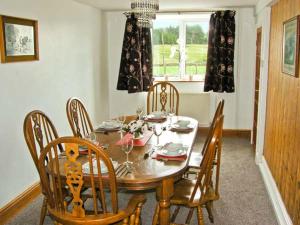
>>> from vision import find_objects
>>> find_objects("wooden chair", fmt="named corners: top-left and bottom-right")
top-left (186, 100), bottom-right (224, 222)
top-left (152, 116), bottom-right (224, 225)
top-left (147, 82), bottom-right (179, 115)
top-left (23, 110), bottom-right (62, 225)
top-left (66, 97), bottom-right (94, 138)
top-left (38, 137), bottom-right (146, 225)
top-left (188, 99), bottom-right (224, 169)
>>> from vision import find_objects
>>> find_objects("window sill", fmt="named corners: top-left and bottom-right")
top-left (154, 77), bottom-right (204, 83)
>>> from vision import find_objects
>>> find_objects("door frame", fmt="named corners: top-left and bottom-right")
top-left (254, 7), bottom-right (271, 164)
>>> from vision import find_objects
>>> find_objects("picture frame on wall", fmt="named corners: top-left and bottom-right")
top-left (282, 15), bottom-right (300, 77)
top-left (0, 15), bottom-right (39, 63)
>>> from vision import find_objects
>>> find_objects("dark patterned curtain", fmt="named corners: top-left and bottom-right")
top-left (117, 14), bottom-right (153, 93)
top-left (204, 10), bottom-right (236, 93)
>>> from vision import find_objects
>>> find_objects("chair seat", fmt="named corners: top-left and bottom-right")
top-left (188, 152), bottom-right (203, 169)
top-left (171, 178), bottom-right (202, 207)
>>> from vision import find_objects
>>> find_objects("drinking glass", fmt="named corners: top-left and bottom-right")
top-left (122, 138), bottom-right (133, 171)
top-left (85, 132), bottom-right (99, 146)
top-left (168, 107), bottom-right (176, 126)
top-left (118, 115), bottom-right (126, 129)
top-left (136, 107), bottom-right (144, 120)
top-left (153, 124), bottom-right (163, 147)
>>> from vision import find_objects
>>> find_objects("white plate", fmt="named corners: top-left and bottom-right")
top-left (157, 143), bottom-right (187, 157)
top-left (97, 121), bottom-right (121, 130)
top-left (79, 145), bottom-right (88, 152)
top-left (171, 124), bottom-right (194, 130)
top-left (82, 159), bottom-right (118, 174)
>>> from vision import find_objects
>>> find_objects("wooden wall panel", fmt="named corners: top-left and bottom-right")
top-left (264, 0), bottom-right (300, 223)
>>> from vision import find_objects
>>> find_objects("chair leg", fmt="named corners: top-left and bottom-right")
top-left (123, 217), bottom-right (129, 225)
top-left (39, 197), bottom-right (47, 225)
top-left (129, 214), bottom-right (136, 225)
top-left (205, 201), bottom-right (214, 223)
top-left (196, 206), bottom-right (204, 225)
top-left (152, 204), bottom-right (160, 225)
top-left (171, 205), bottom-right (180, 222)
top-left (185, 208), bottom-right (194, 224)
top-left (134, 203), bottom-right (143, 225)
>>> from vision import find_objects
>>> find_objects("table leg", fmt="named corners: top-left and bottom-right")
top-left (157, 178), bottom-right (174, 225)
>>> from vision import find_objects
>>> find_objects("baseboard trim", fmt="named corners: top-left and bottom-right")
top-left (258, 157), bottom-right (293, 225)
top-left (0, 182), bottom-right (41, 224)
top-left (198, 127), bottom-right (251, 139)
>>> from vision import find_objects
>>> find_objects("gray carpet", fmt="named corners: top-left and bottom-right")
top-left (6, 136), bottom-right (278, 225)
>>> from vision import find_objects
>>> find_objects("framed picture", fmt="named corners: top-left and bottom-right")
top-left (282, 15), bottom-right (300, 77)
top-left (0, 15), bottom-right (39, 63)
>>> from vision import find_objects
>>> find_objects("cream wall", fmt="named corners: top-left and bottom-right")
top-left (0, 0), bottom-right (106, 207)
top-left (105, 8), bottom-right (256, 129)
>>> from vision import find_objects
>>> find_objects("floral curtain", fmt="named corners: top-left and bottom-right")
top-left (117, 14), bottom-right (153, 93)
top-left (204, 10), bottom-right (236, 93)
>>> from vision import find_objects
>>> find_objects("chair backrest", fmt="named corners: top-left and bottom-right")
top-left (201, 99), bottom-right (224, 155)
top-left (23, 110), bottom-right (61, 170)
top-left (190, 115), bottom-right (224, 203)
top-left (66, 97), bottom-right (94, 138)
top-left (147, 81), bottom-right (179, 115)
top-left (38, 137), bottom-right (120, 224)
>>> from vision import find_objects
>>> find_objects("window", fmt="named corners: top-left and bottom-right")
top-left (152, 13), bottom-right (211, 81)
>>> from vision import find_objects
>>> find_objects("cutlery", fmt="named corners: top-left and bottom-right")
top-left (115, 164), bottom-right (127, 177)
top-left (143, 149), bottom-right (155, 159)
top-left (101, 144), bottom-right (109, 149)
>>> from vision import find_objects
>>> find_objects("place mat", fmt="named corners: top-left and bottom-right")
top-left (115, 130), bottom-right (153, 147)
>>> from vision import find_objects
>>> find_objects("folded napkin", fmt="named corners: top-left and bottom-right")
top-left (152, 153), bottom-right (187, 161)
top-left (82, 159), bottom-right (118, 174)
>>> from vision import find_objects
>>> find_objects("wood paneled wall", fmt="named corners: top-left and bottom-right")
top-left (264, 0), bottom-right (300, 224)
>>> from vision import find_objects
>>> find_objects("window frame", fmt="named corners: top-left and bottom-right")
top-left (152, 13), bottom-right (211, 82)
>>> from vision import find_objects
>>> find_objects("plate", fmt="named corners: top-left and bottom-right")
top-left (148, 111), bottom-right (167, 119)
top-left (79, 145), bottom-right (88, 152)
top-left (97, 121), bottom-right (121, 130)
top-left (172, 120), bottom-right (193, 129)
top-left (171, 124), bottom-right (194, 130)
top-left (157, 143), bottom-right (187, 157)
top-left (82, 159), bottom-right (118, 174)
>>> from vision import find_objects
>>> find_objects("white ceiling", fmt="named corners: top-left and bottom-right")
top-left (74, 0), bottom-right (258, 11)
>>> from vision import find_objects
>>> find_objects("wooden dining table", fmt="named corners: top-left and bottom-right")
top-left (94, 116), bottom-right (199, 225)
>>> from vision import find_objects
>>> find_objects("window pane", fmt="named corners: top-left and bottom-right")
top-left (152, 20), bottom-right (180, 77)
top-left (185, 22), bottom-right (208, 80)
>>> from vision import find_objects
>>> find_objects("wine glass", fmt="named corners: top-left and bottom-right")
top-left (118, 115), bottom-right (126, 128)
top-left (168, 107), bottom-right (176, 126)
top-left (122, 138), bottom-right (133, 171)
top-left (136, 107), bottom-right (144, 120)
top-left (153, 124), bottom-right (163, 147)
top-left (85, 132), bottom-right (99, 146)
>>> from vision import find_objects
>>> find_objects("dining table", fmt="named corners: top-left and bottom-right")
top-left (94, 116), bottom-right (199, 225)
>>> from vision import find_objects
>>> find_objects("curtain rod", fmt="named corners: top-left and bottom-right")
top-left (107, 5), bottom-right (252, 13)
top-left (123, 9), bottom-right (238, 16)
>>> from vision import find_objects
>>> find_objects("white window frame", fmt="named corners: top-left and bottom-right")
top-left (153, 13), bottom-right (211, 82)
